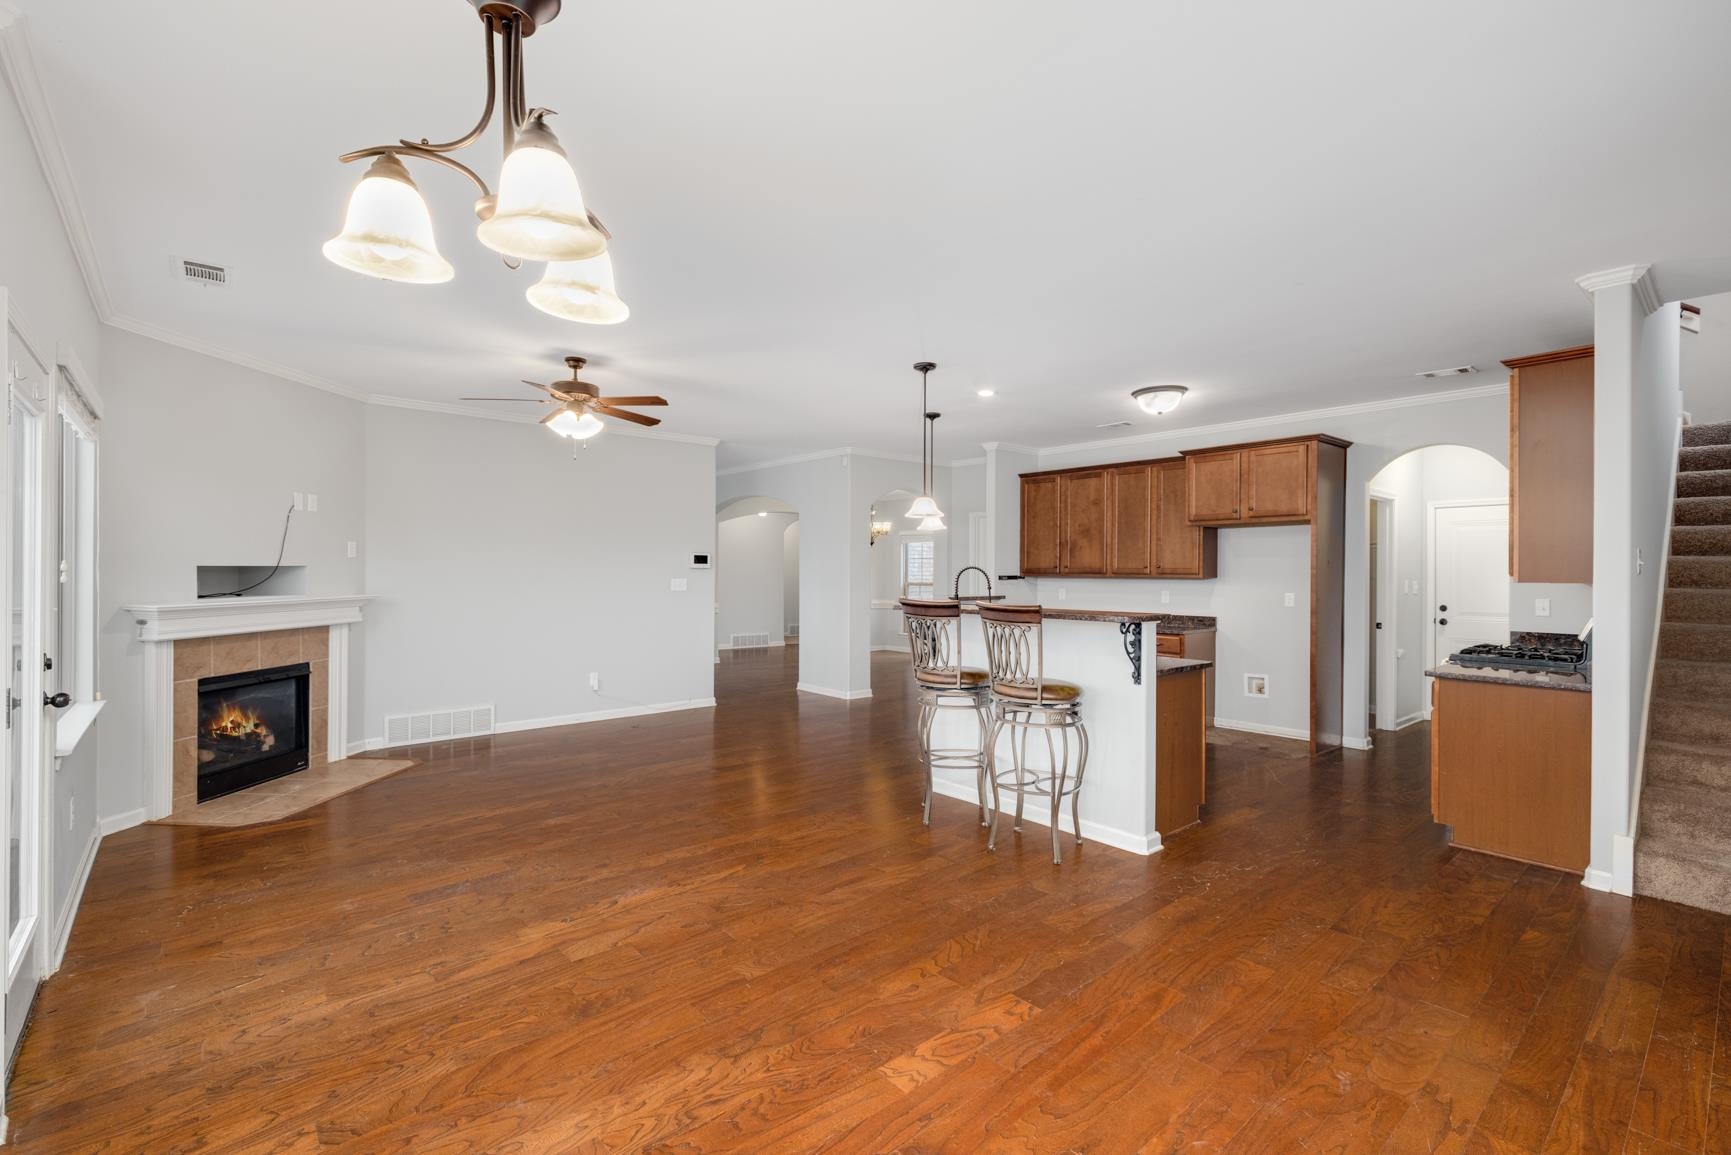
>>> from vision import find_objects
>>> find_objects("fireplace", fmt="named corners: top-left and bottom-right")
top-left (197, 662), bottom-right (311, 802)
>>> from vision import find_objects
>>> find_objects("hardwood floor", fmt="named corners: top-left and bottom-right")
top-left (8, 648), bottom-right (1727, 1153)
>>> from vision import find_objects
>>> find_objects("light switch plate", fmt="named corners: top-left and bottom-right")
top-left (670, 578), bottom-right (689, 592)
top-left (1283, 592), bottom-right (1296, 608)
top-left (1160, 590), bottom-right (1171, 604)
top-left (1535, 598), bottom-right (1551, 618)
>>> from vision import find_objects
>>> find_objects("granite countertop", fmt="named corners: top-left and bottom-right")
top-left (957, 605), bottom-right (1216, 628)
top-left (1156, 616), bottom-right (1217, 633)
top-left (1156, 656), bottom-right (1213, 676)
top-left (1426, 662), bottom-right (1592, 693)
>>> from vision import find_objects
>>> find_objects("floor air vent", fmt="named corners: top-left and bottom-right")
top-left (384, 704), bottom-right (495, 747)
top-left (730, 633), bottom-right (771, 648)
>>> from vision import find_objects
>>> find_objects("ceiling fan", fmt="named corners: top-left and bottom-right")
top-left (461, 356), bottom-right (667, 440)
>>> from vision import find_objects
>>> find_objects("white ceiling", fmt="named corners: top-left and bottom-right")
top-left (18, 1), bottom-right (1731, 467)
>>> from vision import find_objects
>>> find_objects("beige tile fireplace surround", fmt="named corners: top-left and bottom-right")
top-left (124, 595), bottom-right (373, 821)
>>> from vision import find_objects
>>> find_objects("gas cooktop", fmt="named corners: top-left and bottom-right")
top-left (1449, 643), bottom-right (1587, 675)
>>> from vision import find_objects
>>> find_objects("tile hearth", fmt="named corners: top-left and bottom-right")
top-left (154, 756), bottom-right (416, 828)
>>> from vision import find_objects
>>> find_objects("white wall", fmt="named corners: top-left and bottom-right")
top-left (781, 522), bottom-right (799, 635)
top-left (1683, 290), bottom-right (1731, 425)
top-left (716, 510), bottom-right (795, 647)
top-left (99, 329), bottom-right (368, 820)
top-left (362, 406), bottom-right (715, 738)
top-left (0, 21), bottom-right (106, 959)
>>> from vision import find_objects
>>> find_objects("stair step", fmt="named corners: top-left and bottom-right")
top-left (1659, 622), bottom-right (1731, 662)
top-left (1653, 657), bottom-right (1731, 701)
top-left (1645, 738), bottom-right (1731, 791)
top-left (1635, 834), bottom-right (1731, 916)
top-left (1674, 495), bottom-right (1731, 526)
top-left (1640, 782), bottom-right (1731, 856)
top-left (1682, 444), bottom-right (1731, 472)
top-left (1672, 526), bottom-right (1731, 556)
top-left (1682, 421), bottom-right (1731, 448)
top-left (1677, 469), bottom-right (1731, 498)
top-left (1663, 588), bottom-right (1731, 624)
top-left (1670, 557), bottom-right (1731, 588)
top-left (1647, 697), bottom-right (1731, 747)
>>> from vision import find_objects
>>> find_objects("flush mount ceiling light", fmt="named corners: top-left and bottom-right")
top-left (1132, 385), bottom-right (1188, 415)
top-left (976, 388), bottom-right (996, 398)
top-left (905, 362), bottom-right (946, 524)
top-left (323, 0), bottom-right (627, 321)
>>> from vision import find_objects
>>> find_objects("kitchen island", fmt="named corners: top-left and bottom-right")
top-left (926, 606), bottom-right (1213, 855)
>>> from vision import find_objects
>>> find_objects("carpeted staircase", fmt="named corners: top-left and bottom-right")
top-left (1635, 419), bottom-right (1731, 914)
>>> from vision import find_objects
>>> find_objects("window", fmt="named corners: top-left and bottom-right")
top-left (901, 537), bottom-right (935, 599)
top-left (56, 386), bottom-right (98, 708)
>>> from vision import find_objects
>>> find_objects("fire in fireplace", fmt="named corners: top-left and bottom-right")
top-left (197, 663), bottom-right (311, 802)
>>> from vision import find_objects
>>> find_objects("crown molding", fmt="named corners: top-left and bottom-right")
top-left (1575, 264), bottom-right (1660, 315)
top-left (0, 10), bottom-right (114, 323)
top-left (949, 456), bottom-right (987, 468)
top-left (981, 442), bottom-right (1042, 456)
top-left (717, 446), bottom-right (984, 477)
top-left (1031, 382), bottom-right (1510, 461)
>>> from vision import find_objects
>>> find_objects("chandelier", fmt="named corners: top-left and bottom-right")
top-left (322, 0), bottom-right (629, 324)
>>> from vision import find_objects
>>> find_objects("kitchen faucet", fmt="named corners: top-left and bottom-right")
top-left (953, 565), bottom-right (993, 601)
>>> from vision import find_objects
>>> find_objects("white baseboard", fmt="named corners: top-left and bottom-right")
top-left (871, 644), bottom-right (905, 653)
top-left (928, 779), bottom-right (1162, 856)
top-left (49, 825), bottom-right (100, 973)
top-left (98, 808), bottom-right (147, 836)
top-left (1582, 867), bottom-right (1615, 893)
top-left (797, 683), bottom-right (873, 701)
top-left (1212, 718), bottom-right (1310, 742)
top-left (362, 698), bottom-right (718, 750)
top-left (1393, 712), bottom-right (1426, 730)
top-left (716, 641), bottom-right (785, 650)
top-left (1611, 834), bottom-right (1635, 896)
top-left (1341, 736), bottom-right (1373, 751)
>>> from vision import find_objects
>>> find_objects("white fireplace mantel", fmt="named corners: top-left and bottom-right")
top-left (127, 594), bottom-right (373, 819)
top-left (123, 594), bottom-right (373, 642)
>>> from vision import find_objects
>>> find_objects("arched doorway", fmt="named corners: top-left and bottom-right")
top-left (1363, 445), bottom-right (1508, 735)
top-left (715, 496), bottom-right (799, 657)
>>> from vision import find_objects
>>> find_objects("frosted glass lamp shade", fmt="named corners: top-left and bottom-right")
top-left (476, 117), bottom-right (608, 262)
top-left (548, 408), bottom-right (605, 440)
top-left (916, 514), bottom-right (947, 532)
top-left (1132, 385), bottom-right (1188, 415)
top-left (322, 155), bottom-right (454, 284)
top-left (905, 494), bottom-right (942, 519)
top-left (526, 252), bottom-right (630, 324)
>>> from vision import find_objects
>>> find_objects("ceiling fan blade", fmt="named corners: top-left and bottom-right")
top-left (538, 409), bottom-right (562, 426)
top-left (597, 406), bottom-right (661, 428)
top-left (459, 397), bottom-right (552, 402)
top-left (522, 380), bottom-right (564, 397)
top-left (594, 396), bottom-right (668, 407)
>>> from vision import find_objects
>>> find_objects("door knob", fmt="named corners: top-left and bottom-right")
top-left (1438, 604), bottom-right (1448, 612)
top-left (44, 692), bottom-right (71, 709)
top-left (1437, 618), bottom-right (1449, 626)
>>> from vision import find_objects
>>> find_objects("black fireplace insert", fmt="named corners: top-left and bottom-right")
top-left (197, 662), bottom-right (311, 802)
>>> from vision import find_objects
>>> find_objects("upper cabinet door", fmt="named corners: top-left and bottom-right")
top-left (1155, 460), bottom-right (1215, 577)
top-left (1507, 347), bottom-right (1593, 583)
top-left (1020, 474), bottom-right (1062, 575)
top-left (1059, 470), bottom-right (1108, 575)
top-left (1187, 450), bottom-right (1243, 523)
top-left (1244, 442), bottom-right (1312, 521)
top-left (1106, 464), bottom-right (1154, 576)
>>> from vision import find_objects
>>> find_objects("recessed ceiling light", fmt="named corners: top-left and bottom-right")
top-left (1132, 385), bottom-right (1188, 415)
top-left (976, 388), bottom-right (995, 398)
top-left (757, 511), bottom-right (768, 517)
top-left (1416, 365), bottom-right (1479, 379)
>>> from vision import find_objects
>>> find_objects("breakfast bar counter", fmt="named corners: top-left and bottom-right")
top-left (929, 606), bottom-right (1212, 855)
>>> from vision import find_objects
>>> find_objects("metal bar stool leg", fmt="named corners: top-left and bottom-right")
top-left (975, 701), bottom-right (992, 827)
top-left (986, 708), bottom-right (1005, 852)
top-left (1071, 715), bottom-right (1089, 851)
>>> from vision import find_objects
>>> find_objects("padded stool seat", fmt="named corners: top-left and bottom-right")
top-left (916, 666), bottom-right (990, 688)
top-left (992, 679), bottom-right (1082, 704)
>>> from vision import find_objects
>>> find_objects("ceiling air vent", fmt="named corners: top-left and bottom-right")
top-left (1097, 420), bottom-right (1134, 430)
top-left (179, 259), bottom-right (229, 287)
top-left (1416, 364), bottom-right (1478, 379)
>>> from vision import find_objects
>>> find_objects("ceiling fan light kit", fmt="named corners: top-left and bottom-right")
top-left (905, 362), bottom-right (946, 525)
top-left (323, 0), bottom-right (627, 321)
top-left (1132, 384), bottom-right (1188, 415)
top-left (460, 355), bottom-right (668, 442)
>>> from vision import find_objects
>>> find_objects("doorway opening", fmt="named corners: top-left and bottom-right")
top-left (1363, 445), bottom-right (1508, 735)
top-left (715, 497), bottom-right (799, 654)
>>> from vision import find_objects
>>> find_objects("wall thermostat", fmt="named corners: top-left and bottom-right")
top-left (690, 553), bottom-right (712, 569)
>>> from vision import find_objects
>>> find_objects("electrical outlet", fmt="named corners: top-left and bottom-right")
top-left (292, 492), bottom-right (305, 511)
top-left (1057, 587), bottom-right (1067, 601)
top-left (1160, 590), bottom-right (1171, 605)
top-left (1535, 598), bottom-right (1551, 618)
top-left (1244, 674), bottom-right (1269, 698)
top-left (670, 578), bottom-right (688, 592)
top-left (1283, 592), bottom-right (1296, 608)
top-left (347, 541), bottom-right (358, 559)
top-left (588, 672), bottom-right (600, 691)
top-left (307, 493), bottom-right (319, 512)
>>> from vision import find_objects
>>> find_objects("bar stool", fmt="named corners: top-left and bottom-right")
top-left (978, 603), bottom-right (1089, 864)
top-left (899, 599), bottom-right (994, 828)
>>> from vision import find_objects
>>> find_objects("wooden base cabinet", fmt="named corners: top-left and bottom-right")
top-left (1154, 668), bottom-right (1208, 837)
top-left (1430, 677), bottom-right (1590, 873)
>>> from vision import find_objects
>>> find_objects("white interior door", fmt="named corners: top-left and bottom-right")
top-left (1432, 501), bottom-right (1510, 662)
top-left (1, 309), bottom-right (48, 1071)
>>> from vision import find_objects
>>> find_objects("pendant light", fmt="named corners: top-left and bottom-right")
top-left (324, 1), bottom-right (626, 322)
top-left (321, 154), bottom-right (455, 284)
top-left (526, 250), bottom-right (630, 324)
top-left (905, 361), bottom-right (946, 523)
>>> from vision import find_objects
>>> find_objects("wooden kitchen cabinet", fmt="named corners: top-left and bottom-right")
top-left (1186, 450), bottom-right (1243, 523)
top-left (1184, 436), bottom-right (1339, 526)
top-left (1154, 460), bottom-right (1216, 578)
top-left (1244, 442), bottom-right (1312, 521)
top-left (1106, 464), bottom-right (1154, 575)
top-left (1020, 473), bottom-right (1062, 575)
top-left (1059, 470), bottom-right (1108, 575)
top-left (1505, 345), bottom-right (1593, 583)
